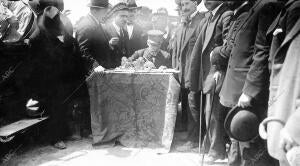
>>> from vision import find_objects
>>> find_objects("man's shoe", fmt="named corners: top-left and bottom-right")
top-left (176, 141), bottom-right (198, 152)
top-left (53, 141), bottom-right (67, 149)
top-left (204, 154), bottom-right (225, 165)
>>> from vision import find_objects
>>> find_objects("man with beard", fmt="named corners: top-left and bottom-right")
top-left (172, 0), bottom-right (205, 151)
top-left (189, 0), bottom-right (232, 163)
top-left (210, 0), bottom-right (282, 165)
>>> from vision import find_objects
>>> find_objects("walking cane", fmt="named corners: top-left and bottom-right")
top-left (200, 79), bottom-right (218, 166)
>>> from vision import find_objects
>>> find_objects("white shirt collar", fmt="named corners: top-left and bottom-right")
top-left (127, 24), bottom-right (134, 39)
top-left (113, 21), bottom-right (121, 36)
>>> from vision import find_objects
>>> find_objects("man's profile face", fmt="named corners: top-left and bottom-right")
top-left (181, 0), bottom-right (197, 17)
top-left (114, 10), bottom-right (129, 27)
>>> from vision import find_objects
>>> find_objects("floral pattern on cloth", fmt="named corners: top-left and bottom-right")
top-left (87, 72), bottom-right (180, 153)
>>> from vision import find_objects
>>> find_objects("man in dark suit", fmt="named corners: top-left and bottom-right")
top-left (128, 30), bottom-right (171, 68)
top-left (105, 3), bottom-right (130, 67)
top-left (189, 0), bottom-right (232, 162)
top-left (75, 0), bottom-right (111, 72)
top-left (126, 1), bottom-right (147, 56)
top-left (211, 0), bottom-right (282, 165)
top-left (26, 6), bottom-right (86, 149)
top-left (210, 1), bottom-right (253, 165)
top-left (172, 0), bottom-right (205, 151)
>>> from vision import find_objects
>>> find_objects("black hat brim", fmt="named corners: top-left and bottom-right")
top-left (224, 106), bottom-right (259, 142)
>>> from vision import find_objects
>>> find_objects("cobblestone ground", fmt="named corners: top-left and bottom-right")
top-left (3, 135), bottom-right (227, 166)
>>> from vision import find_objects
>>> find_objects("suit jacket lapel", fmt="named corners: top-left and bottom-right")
top-left (280, 18), bottom-right (300, 49)
top-left (202, 4), bottom-right (227, 53)
top-left (234, 0), bottom-right (262, 35)
top-left (176, 26), bottom-right (183, 60)
top-left (180, 13), bottom-right (201, 54)
top-left (267, 11), bottom-right (282, 36)
top-left (267, 0), bottom-right (293, 36)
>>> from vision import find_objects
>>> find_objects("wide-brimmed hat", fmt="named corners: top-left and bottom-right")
top-left (26, 0), bottom-right (64, 15)
top-left (38, 6), bottom-right (64, 36)
top-left (87, 0), bottom-right (109, 8)
top-left (224, 106), bottom-right (260, 142)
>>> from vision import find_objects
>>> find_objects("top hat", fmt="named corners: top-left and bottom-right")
top-left (224, 106), bottom-right (260, 142)
top-left (38, 6), bottom-right (64, 36)
top-left (87, 0), bottom-right (109, 8)
top-left (27, 0), bottom-right (64, 15)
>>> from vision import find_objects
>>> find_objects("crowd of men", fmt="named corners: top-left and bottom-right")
top-left (1, 0), bottom-right (300, 165)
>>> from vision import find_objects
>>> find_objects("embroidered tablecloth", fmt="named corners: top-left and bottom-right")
top-left (87, 71), bottom-right (180, 153)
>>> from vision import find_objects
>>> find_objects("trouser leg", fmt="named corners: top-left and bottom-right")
top-left (205, 92), bottom-right (227, 158)
top-left (186, 90), bottom-right (200, 144)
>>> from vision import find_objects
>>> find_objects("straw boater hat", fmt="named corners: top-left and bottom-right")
top-left (87, 0), bottom-right (109, 8)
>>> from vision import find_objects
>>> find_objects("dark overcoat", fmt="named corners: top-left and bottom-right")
top-left (75, 14), bottom-right (112, 70)
top-left (219, 0), bottom-right (282, 107)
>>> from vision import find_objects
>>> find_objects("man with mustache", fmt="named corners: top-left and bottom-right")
top-left (172, 0), bottom-right (205, 151)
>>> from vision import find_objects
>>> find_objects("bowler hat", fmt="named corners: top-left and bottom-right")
top-left (38, 6), bottom-right (64, 36)
top-left (27, 0), bottom-right (64, 15)
top-left (87, 0), bottom-right (109, 8)
top-left (224, 106), bottom-right (260, 142)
